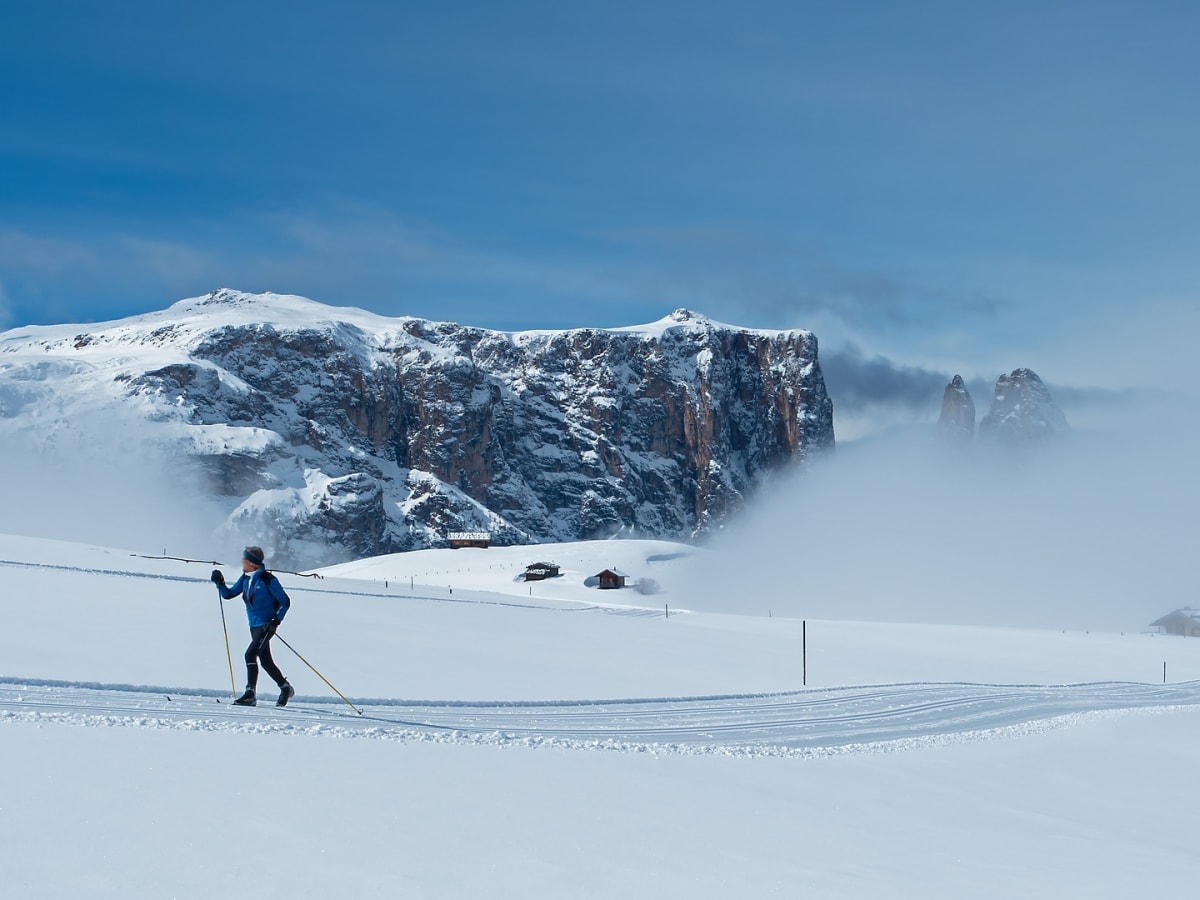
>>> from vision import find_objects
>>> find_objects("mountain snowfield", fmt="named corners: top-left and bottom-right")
top-left (2, 531), bottom-right (1199, 898)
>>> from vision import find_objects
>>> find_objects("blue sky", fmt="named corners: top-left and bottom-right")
top-left (2, 1), bottom-right (1197, 430)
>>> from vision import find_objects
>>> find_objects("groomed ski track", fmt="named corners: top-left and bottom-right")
top-left (3, 677), bottom-right (1198, 758)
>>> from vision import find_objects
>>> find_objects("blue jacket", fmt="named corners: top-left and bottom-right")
top-left (217, 569), bottom-right (290, 628)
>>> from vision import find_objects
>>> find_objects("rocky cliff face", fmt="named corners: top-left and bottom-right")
top-left (937, 375), bottom-right (975, 442)
top-left (978, 368), bottom-right (1069, 444)
top-left (0, 291), bottom-right (835, 567)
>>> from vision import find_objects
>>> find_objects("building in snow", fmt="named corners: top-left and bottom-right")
top-left (447, 532), bottom-right (491, 549)
top-left (594, 568), bottom-right (629, 590)
top-left (524, 562), bottom-right (561, 581)
top-left (1150, 608), bottom-right (1200, 637)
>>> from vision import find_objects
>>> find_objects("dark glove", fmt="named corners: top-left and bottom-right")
top-left (211, 569), bottom-right (225, 585)
top-left (267, 618), bottom-right (280, 635)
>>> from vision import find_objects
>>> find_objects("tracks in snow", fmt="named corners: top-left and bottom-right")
top-left (3, 677), bottom-right (1199, 757)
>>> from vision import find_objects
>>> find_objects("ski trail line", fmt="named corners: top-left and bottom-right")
top-left (3, 677), bottom-right (1199, 757)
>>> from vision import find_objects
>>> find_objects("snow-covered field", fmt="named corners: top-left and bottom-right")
top-left (2, 533), bottom-right (1198, 898)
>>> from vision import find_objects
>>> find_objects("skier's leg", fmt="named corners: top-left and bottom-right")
top-left (257, 635), bottom-right (287, 688)
top-left (243, 628), bottom-right (266, 690)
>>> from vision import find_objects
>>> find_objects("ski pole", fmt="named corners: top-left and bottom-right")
top-left (271, 632), bottom-right (363, 715)
top-left (216, 591), bottom-right (237, 699)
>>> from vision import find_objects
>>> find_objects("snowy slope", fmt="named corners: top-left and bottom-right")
top-left (5, 711), bottom-right (1198, 900)
top-left (3, 530), bottom-right (1200, 899)
top-left (3, 532), bottom-right (1194, 697)
top-left (313, 538), bottom-right (696, 608)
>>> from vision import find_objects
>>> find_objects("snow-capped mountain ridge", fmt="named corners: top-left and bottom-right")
top-left (7, 289), bottom-right (792, 346)
top-left (0, 290), bottom-right (835, 567)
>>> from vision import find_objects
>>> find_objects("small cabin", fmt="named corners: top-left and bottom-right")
top-left (524, 562), bottom-right (561, 581)
top-left (595, 568), bottom-right (628, 590)
top-left (1150, 608), bottom-right (1200, 637)
top-left (447, 531), bottom-right (491, 550)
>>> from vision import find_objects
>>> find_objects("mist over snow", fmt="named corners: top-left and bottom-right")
top-left (683, 393), bottom-right (1200, 632)
top-left (0, 402), bottom-right (225, 556)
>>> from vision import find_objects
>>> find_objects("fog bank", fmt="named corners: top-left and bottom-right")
top-left (0, 407), bottom-right (227, 558)
top-left (685, 401), bottom-right (1199, 632)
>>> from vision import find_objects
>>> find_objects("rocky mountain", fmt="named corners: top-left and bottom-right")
top-left (978, 368), bottom-right (1069, 444)
top-left (936, 374), bottom-right (976, 442)
top-left (0, 290), bottom-right (835, 567)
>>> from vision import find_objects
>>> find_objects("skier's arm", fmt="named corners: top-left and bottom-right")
top-left (268, 576), bottom-right (291, 622)
top-left (216, 573), bottom-right (246, 600)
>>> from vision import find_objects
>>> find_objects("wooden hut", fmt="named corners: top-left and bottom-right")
top-left (447, 531), bottom-right (491, 549)
top-left (1150, 608), bottom-right (1200, 637)
top-left (595, 568), bottom-right (628, 590)
top-left (524, 562), bottom-right (561, 582)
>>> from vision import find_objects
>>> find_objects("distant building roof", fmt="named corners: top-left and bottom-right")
top-left (1150, 608), bottom-right (1200, 628)
top-left (447, 532), bottom-right (491, 541)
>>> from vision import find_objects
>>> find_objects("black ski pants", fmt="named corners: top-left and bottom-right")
top-left (245, 625), bottom-right (286, 691)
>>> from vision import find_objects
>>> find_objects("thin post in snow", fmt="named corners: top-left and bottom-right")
top-left (802, 619), bottom-right (807, 687)
top-left (665, 603), bottom-right (669, 619)
top-left (1164, 661), bottom-right (1167, 684)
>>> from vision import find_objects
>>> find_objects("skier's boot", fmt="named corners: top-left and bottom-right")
top-left (233, 688), bottom-right (257, 707)
top-left (276, 683), bottom-right (295, 707)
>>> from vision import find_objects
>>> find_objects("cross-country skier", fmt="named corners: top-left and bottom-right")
top-left (211, 546), bottom-right (295, 707)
